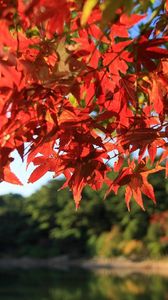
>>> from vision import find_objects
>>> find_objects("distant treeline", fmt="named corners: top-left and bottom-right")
top-left (0, 171), bottom-right (168, 259)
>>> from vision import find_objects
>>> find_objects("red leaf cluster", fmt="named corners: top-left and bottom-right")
top-left (0, 0), bottom-right (168, 209)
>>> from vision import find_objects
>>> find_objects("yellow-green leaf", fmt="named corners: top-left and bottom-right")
top-left (81, 0), bottom-right (98, 26)
top-left (68, 93), bottom-right (78, 107)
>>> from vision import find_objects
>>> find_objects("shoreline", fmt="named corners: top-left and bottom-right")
top-left (0, 256), bottom-right (168, 276)
top-left (80, 257), bottom-right (168, 276)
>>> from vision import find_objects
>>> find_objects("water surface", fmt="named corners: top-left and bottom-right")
top-left (0, 268), bottom-right (168, 300)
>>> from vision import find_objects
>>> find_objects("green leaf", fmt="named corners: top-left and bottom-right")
top-left (26, 27), bottom-right (39, 38)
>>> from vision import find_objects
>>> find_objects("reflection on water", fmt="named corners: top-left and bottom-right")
top-left (0, 268), bottom-right (168, 300)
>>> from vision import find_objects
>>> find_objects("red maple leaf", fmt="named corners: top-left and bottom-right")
top-left (106, 160), bottom-right (164, 210)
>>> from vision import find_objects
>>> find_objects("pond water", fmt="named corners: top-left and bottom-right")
top-left (0, 268), bottom-right (168, 300)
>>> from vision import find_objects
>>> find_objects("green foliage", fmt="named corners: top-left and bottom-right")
top-left (0, 170), bottom-right (168, 258)
top-left (93, 226), bottom-right (122, 257)
top-left (146, 223), bottom-right (163, 242)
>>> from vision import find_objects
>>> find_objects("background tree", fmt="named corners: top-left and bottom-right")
top-left (0, 171), bottom-right (167, 258)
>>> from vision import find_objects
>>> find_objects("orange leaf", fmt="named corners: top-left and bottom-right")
top-left (28, 165), bottom-right (48, 183)
top-left (4, 167), bottom-right (22, 185)
top-left (125, 185), bottom-right (132, 211)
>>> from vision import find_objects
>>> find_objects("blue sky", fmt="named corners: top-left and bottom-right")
top-left (0, 150), bottom-right (54, 196)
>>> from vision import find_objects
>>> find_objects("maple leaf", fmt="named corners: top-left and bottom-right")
top-left (24, 0), bottom-right (70, 35)
top-left (120, 14), bottom-right (146, 27)
top-left (106, 160), bottom-right (164, 210)
top-left (2, 166), bottom-right (22, 185)
top-left (61, 145), bottom-right (110, 209)
top-left (125, 172), bottom-right (156, 211)
top-left (28, 154), bottom-right (64, 183)
top-left (133, 35), bottom-right (168, 71)
top-left (118, 124), bottom-right (165, 163)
